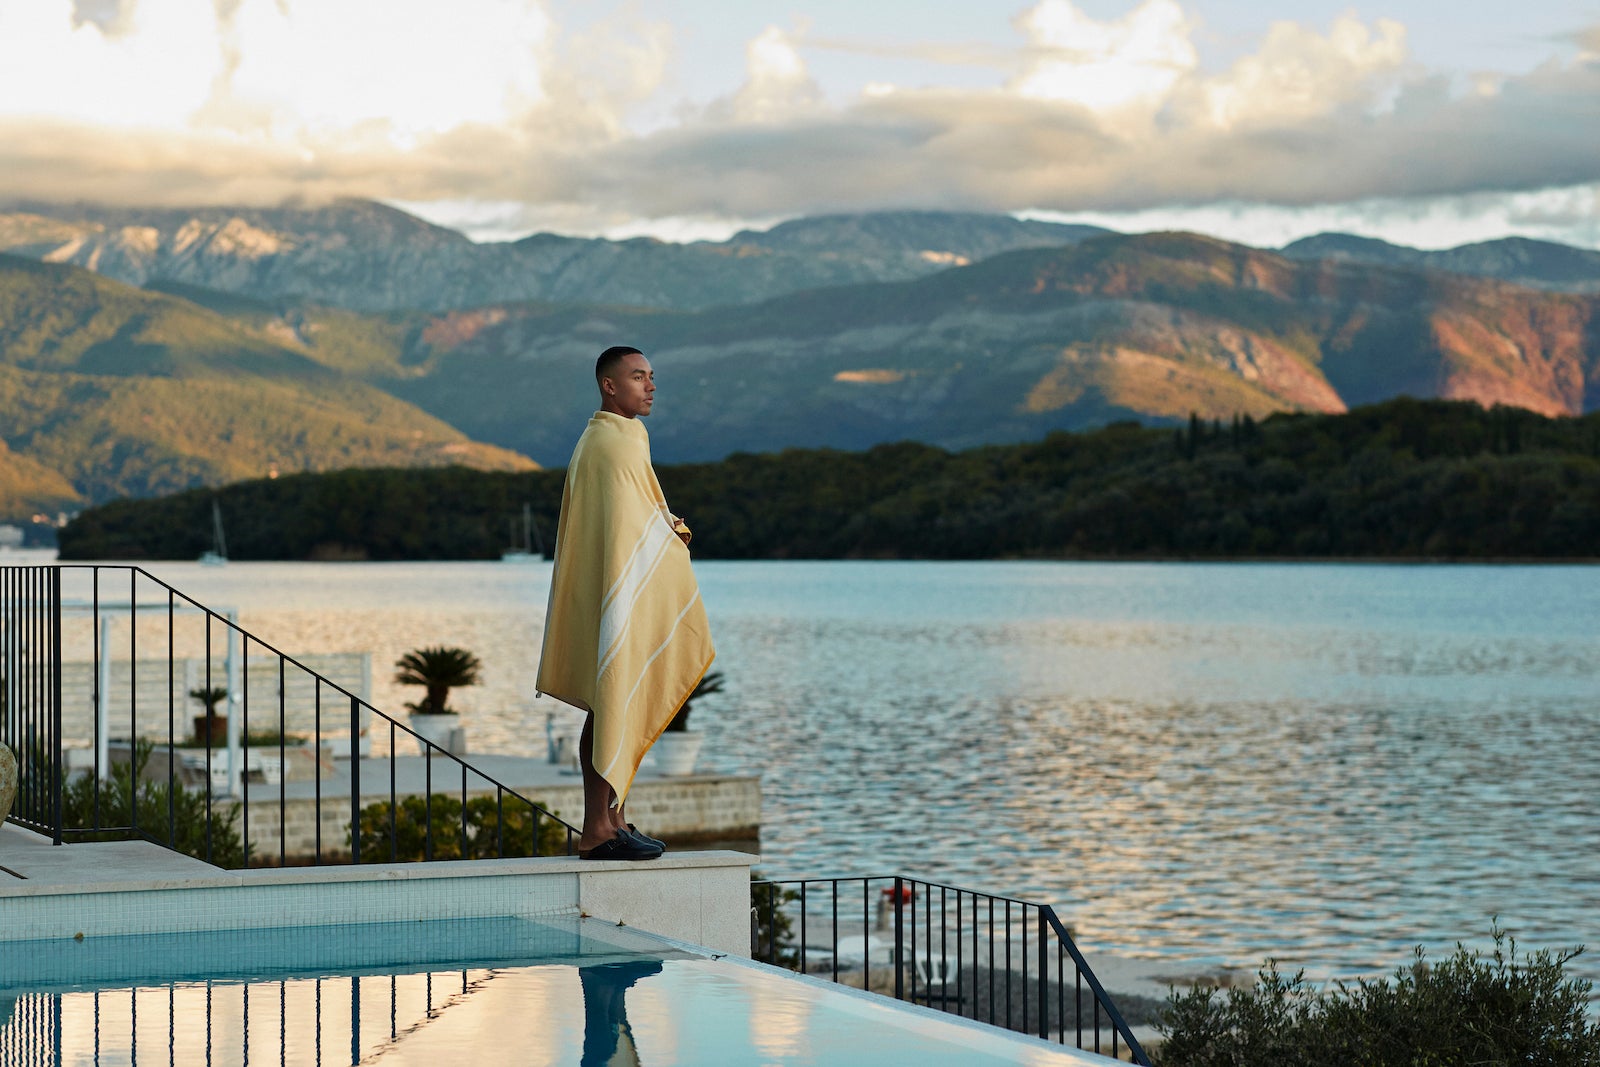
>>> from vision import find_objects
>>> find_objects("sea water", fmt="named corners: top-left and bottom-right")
top-left (74, 558), bottom-right (1600, 986)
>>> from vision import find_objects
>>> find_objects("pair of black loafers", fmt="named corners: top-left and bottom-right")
top-left (578, 824), bottom-right (667, 861)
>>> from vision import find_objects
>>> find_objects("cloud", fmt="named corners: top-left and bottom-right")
top-left (1023, 184), bottom-right (1600, 252)
top-left (1010, 0), bottom-right (1196, 120)
top-left (720, 26), bottom-right (823, 123)
top-left (803, 36), bottom-right (1016, 71)
top-left (1576, 24), bottom-right (1600, 57)
top-left (216, 0), bottom-right (548, 144)
top-left (0, 0), bottom-right (1598, 245)
top-left (0, 1), bottom-right (223, 129)
top-left (563, 5), bottom-right (1599, 226)
top-left (1185, 14), bottom-right (1408, 129)
top-left (0, 0), bottom-right (569, 205)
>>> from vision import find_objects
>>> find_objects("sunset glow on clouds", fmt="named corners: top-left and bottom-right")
top-left (0, 0), bottom-right (1598, 247)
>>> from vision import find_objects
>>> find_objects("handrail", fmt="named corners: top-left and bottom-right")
top-left (0, 563), bottom-right (580, 866)
top-left (752, 873), bottom-right (1151, 1064)
top-left (1041, 904), bottom-right (1149, 1063)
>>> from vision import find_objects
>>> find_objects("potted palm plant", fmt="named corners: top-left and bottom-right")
top-left (189, 685), bottom-right (229, 745)
top-left (395, 646), bottom-right (481, 752)
top-left (652, 671), bottom-right (723, 776)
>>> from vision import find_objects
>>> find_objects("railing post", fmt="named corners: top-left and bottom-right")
top-left (50, 567), bottom-right (64, 846)
top-left (349, 696), bottom-right (361, 864)
top-left (893, 876), bottom-right (905, 1002)
top-left (1037, 907), bottom-right (1048, 1039)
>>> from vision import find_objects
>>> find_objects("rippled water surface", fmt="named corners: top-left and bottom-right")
top-left (125, 559), bottom-right (1600, 984)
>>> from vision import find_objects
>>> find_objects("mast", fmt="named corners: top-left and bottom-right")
top-left (525, 503), bottom-right (545, 556)
top-left (212, 500), bottom-right (228, 559)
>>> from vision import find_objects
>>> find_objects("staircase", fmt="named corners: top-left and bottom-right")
top-left (0, 564), bottom-right (578, 867)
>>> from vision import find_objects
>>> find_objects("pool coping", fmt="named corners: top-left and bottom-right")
top-left (0, 840), bottom-right (754, 898)
top-left (0, 825), bottom-right (759, 957)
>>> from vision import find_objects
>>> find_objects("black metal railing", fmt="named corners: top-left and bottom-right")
top-left (0, 564), bottom-right (578, 866)
top-left (0, 565), bottom-right (63, 839)
top-left (752, 874), bottom-right (1151, 1064)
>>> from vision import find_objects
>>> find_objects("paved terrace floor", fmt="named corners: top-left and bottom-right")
top-left (0, 823), bottom-right (220, 885)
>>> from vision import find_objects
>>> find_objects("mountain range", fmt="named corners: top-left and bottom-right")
top-left (7, 199), bottom-right (1600, 314)
top-left (1, 199), bottom-right (1597, 523)
top-left (0, 200), bottom-right (1108, 313)
top-left (382, 231), bottom-right (1599, 464)
top-left (1280, 233), bottom-right (1600, 293)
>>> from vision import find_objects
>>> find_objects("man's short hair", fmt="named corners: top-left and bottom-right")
top-left (596, 346), bottom-right (643, 381)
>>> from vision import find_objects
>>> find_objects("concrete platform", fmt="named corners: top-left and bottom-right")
top-left (0, 823), bottom-right (219, 885)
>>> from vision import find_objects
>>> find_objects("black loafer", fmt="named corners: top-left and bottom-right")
top-left (578, 829), bottom-right (662, 861)
top-left (626, 824), bottom-right (667, 852)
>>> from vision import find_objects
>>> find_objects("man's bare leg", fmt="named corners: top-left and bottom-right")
top-left (577, 715), bottom-right (619, 851)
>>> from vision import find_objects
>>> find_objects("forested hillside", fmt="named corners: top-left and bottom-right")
top-left (59, 399), bottom-right (1600, 561)
top-left (0, 255), bottom-right (533, 520)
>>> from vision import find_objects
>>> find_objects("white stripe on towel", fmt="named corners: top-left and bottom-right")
top-left (597, 589), bottom-right (703, 782)
top-left (597, 512), bottom-right (678, 676)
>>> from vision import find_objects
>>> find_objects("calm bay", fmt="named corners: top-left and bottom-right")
top-left (78, 557), bottom-right (1600, 986)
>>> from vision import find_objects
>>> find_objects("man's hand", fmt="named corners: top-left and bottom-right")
top-left (671, 516), bottom-right (692, 546)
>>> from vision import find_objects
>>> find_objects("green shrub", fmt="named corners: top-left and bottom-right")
top-left (59, 742), bottom-right (245, 868)
top-left (750, 874), bottom-right (800, 967)
top-left (351, 792), bottom-right (568, 863)
top-left (1156, 926), bottom-right (1600, 1067)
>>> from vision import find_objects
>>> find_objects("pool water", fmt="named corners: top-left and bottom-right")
top-left (0, 917), bottom-right (1108, 1066)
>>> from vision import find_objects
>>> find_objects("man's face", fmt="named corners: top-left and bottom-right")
top-left (602, 353), bottom-right (655, 418)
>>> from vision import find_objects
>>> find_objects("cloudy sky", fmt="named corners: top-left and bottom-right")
top-left (2, 0), bottom-right (1598, 248)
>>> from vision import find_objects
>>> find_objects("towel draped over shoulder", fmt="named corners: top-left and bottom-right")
top-left (536, 411), bottom-right (715, 804)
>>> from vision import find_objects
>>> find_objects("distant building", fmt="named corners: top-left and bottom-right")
top-left (0, 524), bottom-right (23, 549)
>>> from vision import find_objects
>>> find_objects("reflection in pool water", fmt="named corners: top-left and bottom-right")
top-left (579, 959), bottom-right (661, 1067)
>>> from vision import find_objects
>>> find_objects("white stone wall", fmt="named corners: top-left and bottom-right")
top-left (239, 775), bottom-right (761, 862)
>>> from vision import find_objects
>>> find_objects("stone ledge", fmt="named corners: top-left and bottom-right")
top-left (0, 823), bottom-right (758, 957)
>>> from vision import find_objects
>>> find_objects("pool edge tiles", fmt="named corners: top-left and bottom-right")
top-left (0, 863), bottom-right (576, 943)
top-left (0, 915), bottom-right (705, 993)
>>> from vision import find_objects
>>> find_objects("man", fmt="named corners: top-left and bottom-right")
top-left (537, 346), bottom-right (716, 860)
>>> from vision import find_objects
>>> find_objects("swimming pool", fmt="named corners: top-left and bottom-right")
top-left (0, 915), bottom-right (1113, 1065)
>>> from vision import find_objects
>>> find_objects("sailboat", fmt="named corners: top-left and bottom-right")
top-left (501, 503), bottom-right (545, 562)
top-left (199, 499), bottom-right (228, 566)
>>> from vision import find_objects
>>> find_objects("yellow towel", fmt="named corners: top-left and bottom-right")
top-left (536, 411), bottom-right (715, 804)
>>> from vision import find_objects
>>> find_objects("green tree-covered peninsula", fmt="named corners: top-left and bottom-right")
top-left (59, 399), bottom-right (1600, 562)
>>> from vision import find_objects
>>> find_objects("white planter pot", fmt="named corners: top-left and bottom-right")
top-left (409, 713), bottom-right (459, 752)
top-left (652, 731), bottom-right (704, 776)
top-left (323, 733), bottom-right (371, 759)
